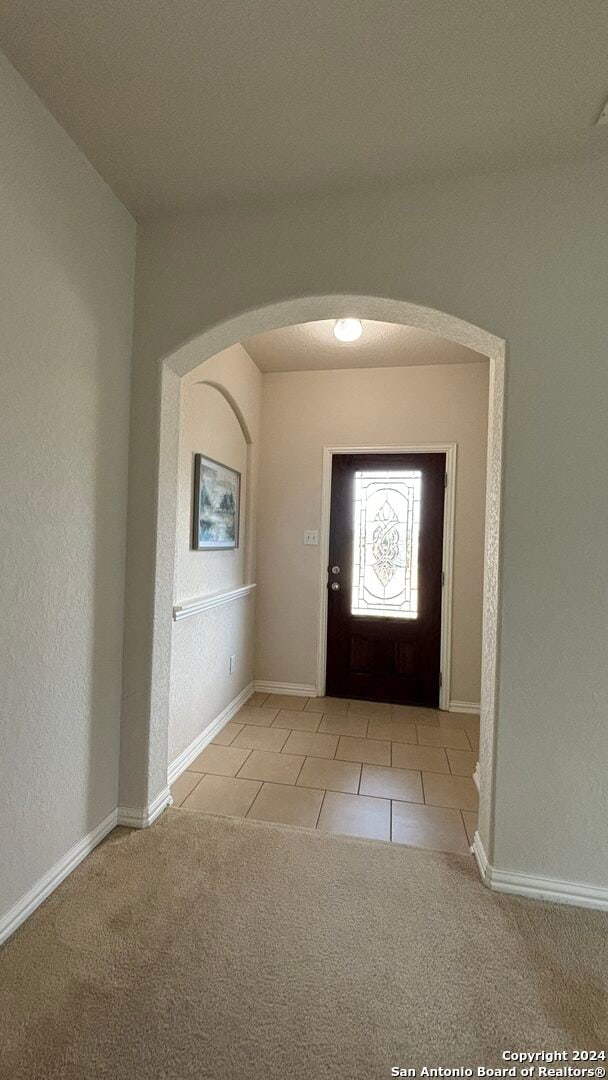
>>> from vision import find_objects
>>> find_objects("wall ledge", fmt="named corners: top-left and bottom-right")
top-left (472, 832), bottom-right (608, 912)
top-left (173, 583), bottom-right (256, 621)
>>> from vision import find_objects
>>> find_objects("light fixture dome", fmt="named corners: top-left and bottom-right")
top-left (334, 318), bottom-right (363, 343)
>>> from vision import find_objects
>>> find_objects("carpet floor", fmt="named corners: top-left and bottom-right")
top-left (1, 809), bottom-right (606, 1079)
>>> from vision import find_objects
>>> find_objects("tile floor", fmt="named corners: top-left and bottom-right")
top-left (170, 694), bottom-right (480, 855)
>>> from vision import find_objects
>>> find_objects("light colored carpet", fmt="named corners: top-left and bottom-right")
top-left (1, 810), bottom-right (606, 1079)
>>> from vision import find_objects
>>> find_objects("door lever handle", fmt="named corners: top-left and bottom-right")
top-left (330, 582), bottom-right (341, 591)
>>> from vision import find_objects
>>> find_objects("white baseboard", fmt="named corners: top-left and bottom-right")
top-left (471, 829), bottom-right (489, 877)
top-left (254, 680), bottom-right (318, 697)
top-left (117, 786), bottom-right (173, 829)
top-left (168, 681), bottom-right (255, 786)
top-left (472, 831), bottom-right (608, 912)
top-left (0, 807), bottom-right (118, 946)
top-left (473, 761), bottom-right (480, 792)
top-left (449, 700), bottom-right (480, 714)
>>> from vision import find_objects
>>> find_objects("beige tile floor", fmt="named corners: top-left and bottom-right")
top-left (171, 694), bottom-right (480, 855)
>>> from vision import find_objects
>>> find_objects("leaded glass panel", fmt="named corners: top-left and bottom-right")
top-left (351, 470), bottom-right (421, 619)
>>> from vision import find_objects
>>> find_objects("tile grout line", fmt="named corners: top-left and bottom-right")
top-left (186, 700), bottom-right (478, 821)
top-left (237, 726), bottom-right (292, 753)
top-left (234, 747), bottom-right (255, 779)
top-left (314, 788), bottom-right (328, 829)
top-left (246, 781), bottom-right (264, 818)
top-left (175, 771), bottom-right (206, 807)
top-left (196, 764), bottom-right (475, 814)
top-left (276, 728), bottom-right (292, 752)
top-left (240, 775), bottom-right (321, 792)
top-left (219, 725), bottom-right (240, 747)
top-left (244, 780), bottom-right (266, 819)
top-left (293, 755), bottom-right (308, 786)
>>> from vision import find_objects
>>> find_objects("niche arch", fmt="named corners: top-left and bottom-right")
top-left (191, 378), bottom-right (255, 583)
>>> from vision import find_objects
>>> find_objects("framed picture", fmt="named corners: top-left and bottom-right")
top-left (192, 454), bottom-right (241, 550)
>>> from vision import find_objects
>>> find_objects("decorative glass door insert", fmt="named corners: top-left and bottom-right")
top-left (327, 451), bottom-right (444, 704)
top-left (351, 469), bottom-right (422, 619)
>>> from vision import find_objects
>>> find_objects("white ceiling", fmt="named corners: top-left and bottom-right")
top-left (243, 320), bottom-right (487, 373)
top-left (1, 1), bottom-right (607, 217)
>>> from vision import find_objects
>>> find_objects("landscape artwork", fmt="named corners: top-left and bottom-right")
top-left (192, 454), bottom-right (240, 550)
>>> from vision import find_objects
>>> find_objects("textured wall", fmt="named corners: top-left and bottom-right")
top-left (176, 381), bottom-right (248, 600)
top-left (168, 346), bottom-right (262, 764)
top-left (255, 362), bottom-right (489, 703)
top-left (0, 55), bottom-right (135, 921)
top-left (127, 154), bottom-right (608, 889)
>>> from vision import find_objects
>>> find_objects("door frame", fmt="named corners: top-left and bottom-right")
top-left (317, 442), bottom-right (457, 711)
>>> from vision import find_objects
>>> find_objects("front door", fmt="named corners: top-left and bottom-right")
top-left (325, 452), bottom-right (445, 706)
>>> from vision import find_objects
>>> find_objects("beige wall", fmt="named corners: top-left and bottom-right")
top-left (0, 54), bottom-right (135, 928)
top-left (168, 344), bottom-right (261, 763)
top-left (176, 382), bottom-right (248, 600)
top-left (126, 154), bottom-right (608, 890)
top-left (255, 362), bottom-right (489, 704)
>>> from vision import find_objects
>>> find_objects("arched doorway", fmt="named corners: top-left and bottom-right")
top-left (125, 294), bottom-right (505, 881)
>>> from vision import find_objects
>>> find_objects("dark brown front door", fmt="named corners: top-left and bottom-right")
top-left (325, 453), bottom-right (445, 706)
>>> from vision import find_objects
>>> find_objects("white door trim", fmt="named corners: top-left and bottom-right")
top-left (316, 443), bottom-right (457, 711)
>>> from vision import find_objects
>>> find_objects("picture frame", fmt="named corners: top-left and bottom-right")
top-left (192, 453), bottom-right (241, 550)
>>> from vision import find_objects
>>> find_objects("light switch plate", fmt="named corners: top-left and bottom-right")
top-left (303, 529), bottom-right (319, 546)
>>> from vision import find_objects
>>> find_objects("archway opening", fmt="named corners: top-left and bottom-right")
top-left (142, 295), bottom-right (505, 877)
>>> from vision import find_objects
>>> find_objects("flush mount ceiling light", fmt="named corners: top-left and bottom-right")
top-left (334, 318), bottom-right (363, 342)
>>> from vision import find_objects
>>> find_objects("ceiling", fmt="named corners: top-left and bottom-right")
top-left (243, 320), bottom-right (487, 373)
top-left (1, 0), bottom-right (607, 217)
